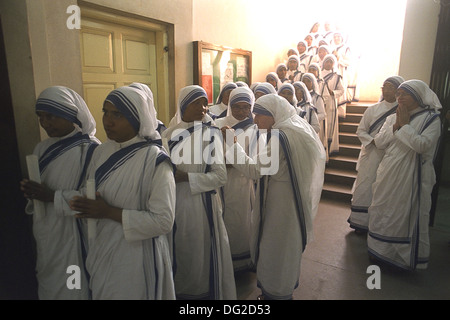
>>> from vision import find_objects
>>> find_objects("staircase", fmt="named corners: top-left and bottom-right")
top-left (321, 101), bottom-right (375, 203)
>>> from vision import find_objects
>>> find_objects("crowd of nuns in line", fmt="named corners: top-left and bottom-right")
top-left (19, 21), bottom-right (443, 300)
top-left (260, 22), bottom-right (358, 163)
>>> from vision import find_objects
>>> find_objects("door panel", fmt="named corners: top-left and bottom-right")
top-left (80, 17), bottom-right (158, 142)
top-left (82, 83), bottom-right (115, 142)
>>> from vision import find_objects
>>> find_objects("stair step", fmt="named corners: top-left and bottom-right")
top-left (325, 168), bottom-right (356, 185)
top-left (339, 122), bottom-right (359, 133)
top-left (339, 143), bottom-right (361, 158)
top-left (328, 155), bottom-right (358, 171)
top-left (342, 113), bottom-right (363, 123)
top-left (321, 101), bottom-right (374, 203)
top-left (339, 132), bottom-right (361, 145)
top-left (321, 181), bottom-right (352, 202)
top-left (346, 102), bottom-right (374, 114)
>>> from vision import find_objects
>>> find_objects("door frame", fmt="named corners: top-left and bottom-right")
top-left (79, 2), bottom-right (175, 126)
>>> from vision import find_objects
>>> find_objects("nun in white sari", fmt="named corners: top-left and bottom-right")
top-left (215, 87), bottom-right (257, 273)
top-left (20, 86), bottom-right (99, 300)
top-left (293, 81), bottom-right (320, 134)
top-left (348, 76), bottom-right (404, 232)
top-left (302, 73), bottom-right (327, 157)
top-left (225, 94), bottom-right (326, 299)
top-left (208, 82), bottom-right (238, 119)
top-left (21, 86), bottom-right (100, 300)
top-left (368, 80), bottom-right (442, 270)
top-left (55, 86), bottom-right (176, 299)
top-left (321, 54), bottom-right (345, 156)
top-left (162, 85), bottom-right (236, 300)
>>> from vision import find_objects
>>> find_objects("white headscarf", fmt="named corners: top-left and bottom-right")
top-left (379, 75), bottom-right (405, 102)
top-left (266, 72), bottom-right (282, 90)
top-left (226, 86), bottom-right (255, 117)
top-left (253, 94), bottom-right (326, 244)
top-left (129, 82), bottom-right (154, 105)
top-left (215, 82), bottom-right (237, 104)
top-left (301, 73), bottom-right (321, 96)
top-left (235, 81), bottom-right (249, 88)
top-left (254, 82), bottom-right (277, 96)
top-left (35, 86), bottom-right (97, 138)
top-left (287, 54), bottom-right (302, 72)
top-left (322, 53), bottom-right (338, 73)
top-left (277, 82), bottom-right (298, 107)
top-left (172, 85), bottom-right (213, 125)
top-left (297, 40), bottom-right (309, 55)
top-left (250, 82), bottom-right (261, 93)
top-left (398, 79), bottom-right (442, 112)
top-left (276, 63), bottom-right (287, 74)
top-left (105, 86), bottom-right (160, 140)
top-left (308, 62), bottom-right (322, 79)
top-left (293, 81), bottom-right (313, 106)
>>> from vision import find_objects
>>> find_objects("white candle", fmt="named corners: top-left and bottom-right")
top-left (86, 179), bottom-right (97, 244)
top-left (26, 155), bottom-right (45, 220)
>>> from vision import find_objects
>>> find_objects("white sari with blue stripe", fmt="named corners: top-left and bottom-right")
top-left (349, 100), bottom-right (398, 231)
top-left (215, 115), bottom-right (257, 273)
top-left (27, 128), bottom-right (98, 300)
top-left (321, 68), bottom-right (345, 156)
top-left (162, 120), bottom-right (236, 300)
top-left (226, 94), bottom-right (325, 299)
top-left (368, 108), bottom-right (441, 270)
top-left (56, 136), bottom-right (176, 299)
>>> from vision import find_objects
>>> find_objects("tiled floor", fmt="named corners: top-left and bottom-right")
top-left (235, 193), bottom-right (450, 300)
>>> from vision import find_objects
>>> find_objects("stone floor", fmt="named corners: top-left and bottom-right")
top-left (235, 192), bottom-right (450, 300)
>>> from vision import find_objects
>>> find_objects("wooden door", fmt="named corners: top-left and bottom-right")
top-left (80, 17), bottom-right (158, 142)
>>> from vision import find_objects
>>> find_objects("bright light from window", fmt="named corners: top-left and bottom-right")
top-left (244, 0), bottom-right (408, 101)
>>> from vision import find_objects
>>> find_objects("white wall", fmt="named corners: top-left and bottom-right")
top-left (398, 0), bottom-right (440, 84)
top-left (193, 0), bottom-right (409, 102)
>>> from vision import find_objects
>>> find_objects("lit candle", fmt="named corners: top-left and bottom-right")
top-left (86, 179), bottom-right (97, 244)
top-left (26, 155), bottom-right (45, 220)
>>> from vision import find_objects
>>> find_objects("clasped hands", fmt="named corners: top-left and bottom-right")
top-left (393, 104), bottom-right (410, 132)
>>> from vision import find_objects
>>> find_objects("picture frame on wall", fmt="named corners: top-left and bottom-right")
top-left (193, 41), bottom-right (252, 105)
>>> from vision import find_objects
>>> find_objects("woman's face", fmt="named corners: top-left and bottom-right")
top-left (381, 81), bottom-right (397, 103)
top-left (254, 113), bottom-right (275, 131)
top-left (323, 59), bottom-right (334, 71)
top-left (305, 36), bottom-right (313, 46)
top-left (182, 97), bottom-right (207, 122)
top-left (36, 111), bottom-right (75, 138)
top-left (254, 91), bottom-right (265, 100)
top-left (102, 101), bottom-right (138, 143)
top-left (295, 87), bottom-right (304, 101)
top-left (231, 102), bottom-right (252, 121)
top-left (303, 78), bottom-right (313, 91)
top-left (266, 77), bottom-right (277, 89)
top-left (221, 89), bottom-right (232, 105)
top-left (288, 60), bottom-right (298, 71)
top-left (396, 88), bottom-right (419, 111)
top-left (277, 67), bottom-right (287, 80)
top-left (279, 89), bottom-right (294, 105)
top-left (297, 43), bottom-right (306, 54)
top-left (308, 67), bottom-right (318, 78)
top-left (318, 48), bottom-right (327, 60)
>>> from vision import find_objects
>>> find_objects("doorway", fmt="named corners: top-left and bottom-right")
top-left (80, 6), bottom-right (173, 141)
top-left (0, 16), bottom-right (38, 300)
